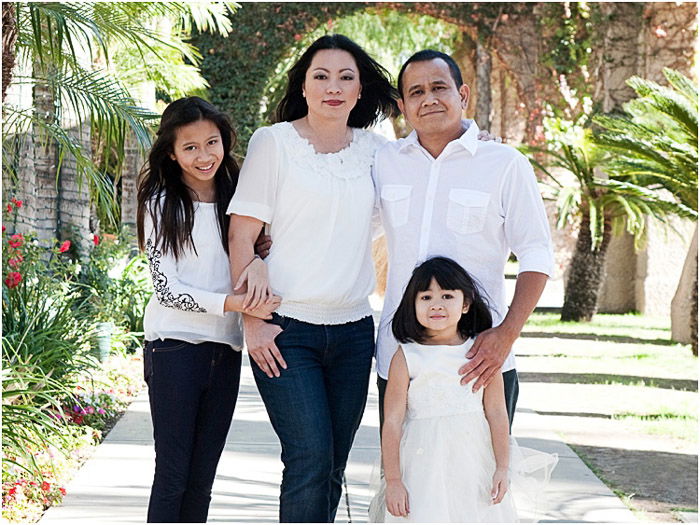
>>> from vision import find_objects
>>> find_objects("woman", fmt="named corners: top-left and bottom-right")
top-left (227, 34), bottom-right (398, 522)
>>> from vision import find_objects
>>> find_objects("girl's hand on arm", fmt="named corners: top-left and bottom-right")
top-left (224, 293), bottom-right (281, 319)
top-left (382, 348), bottom-right (410, 517)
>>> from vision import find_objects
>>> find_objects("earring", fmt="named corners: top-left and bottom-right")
top-left (358, 93), bottom-right (362, 99)
top-left (302, 91), bottom-right (306, 98)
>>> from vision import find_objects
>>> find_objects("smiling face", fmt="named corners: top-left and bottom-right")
top-left (302, 48), bottom-right (361, 122)
top-left (398, 58), bottom-right (469, 141)
top-left (169, 119), bottom-right (223, 195)
top-left (414, 277), bottom-right (470, 343)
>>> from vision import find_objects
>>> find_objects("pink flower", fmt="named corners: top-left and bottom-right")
top-left (4, 272), bottom-right (21, 288)
top-left (294, 34), bottom-right (302, 41)
top-left (8, 255), bottom-right (23, 268)
top-left (58, 240), bottom-right (71, 253)
top-left (93, 234), bottom-right (100, 246)
top-left (97, 408), bottom-right (105, 415)
top-left (8, 233), bottom-right (23, 248)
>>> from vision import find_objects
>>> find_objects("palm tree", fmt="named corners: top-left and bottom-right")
top-left (593, 68), bottom-right (698, 351)
top-left (523, 115), bottom-right (696, 322)
top-left (3, 2), bottom-right (236, 231)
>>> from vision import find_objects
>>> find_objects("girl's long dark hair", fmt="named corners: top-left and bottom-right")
top-left (275, 34), bottom-right (399, 128)
top-left (392, 257), bottom-right (493, 344)
top-left (136, 96), bottom-right (239, 259)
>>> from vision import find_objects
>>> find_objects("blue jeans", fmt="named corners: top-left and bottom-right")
top-left (251, 314), bottom-right (375, 523)
top-left (144, 339), bottom-right (241, 523)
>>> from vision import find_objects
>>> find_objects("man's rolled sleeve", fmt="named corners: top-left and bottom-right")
top-left (502, 153), bottom-right (555, 277)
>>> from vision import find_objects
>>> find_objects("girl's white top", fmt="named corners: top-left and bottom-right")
top-left (227, 121), bottom-right (386, 325)
top-left (143, 199), bottom-right (243, 349)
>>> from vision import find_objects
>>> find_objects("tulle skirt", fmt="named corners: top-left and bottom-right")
top-left (369, 412), bottom-right (558, 523)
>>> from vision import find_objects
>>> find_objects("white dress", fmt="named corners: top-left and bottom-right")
top-left (370, 340), bottom-right (557, 523)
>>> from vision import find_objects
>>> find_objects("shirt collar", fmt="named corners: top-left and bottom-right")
top-left (398, 119), bottom-right (481, 156)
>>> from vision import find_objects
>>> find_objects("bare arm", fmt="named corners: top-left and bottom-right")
top-left (382, 348), bottom-right (410, 518)
top-left (483, 372), bottom-right (510, 504)
top-left (459, 271), bottom-right (547, 389)
top-left (229, 215), bottom-right (286, 378)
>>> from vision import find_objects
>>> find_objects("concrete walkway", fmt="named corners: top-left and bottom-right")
top-left (40, 355), bottom-right (637, 524)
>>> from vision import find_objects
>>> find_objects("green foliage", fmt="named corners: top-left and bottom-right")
top-left (539, 2), bottom-right (593, 76)
top-left (523, 111), bottom-right (695, 251)
top-left (4, 2), bottom-right (236, 229)
top-left (593, 68), bottom-right (698, 213)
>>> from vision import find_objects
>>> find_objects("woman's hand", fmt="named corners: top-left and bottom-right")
top-left (234, 256), bottom-right (272, 310)
top-left (490, 467), bottom-right (509, 504)
top-left (244, 316), bottom-right (287, 378)
top-left (385, 479), bottom-right (410, 518)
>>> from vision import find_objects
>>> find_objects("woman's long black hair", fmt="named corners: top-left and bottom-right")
top-left (136, 96), bottom-right (239, 259)
top-left (392, 257), bottom-right (493, 344)
top-left (275, 34), bottom-right (399, 128)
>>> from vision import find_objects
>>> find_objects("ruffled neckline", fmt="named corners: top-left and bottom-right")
top-left (275, 121), bottom-right (378, 179)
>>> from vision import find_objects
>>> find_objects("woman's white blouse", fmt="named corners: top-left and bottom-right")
top-left (143, 200), bottom-right (243, 349)
top-left (228, 121), bottom-right (386, 325)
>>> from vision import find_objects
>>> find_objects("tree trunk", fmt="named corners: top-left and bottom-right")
top-left (561, 212), bottom-right (613, 322)
top-left (120, 131), bottom-right (145, 240)
top-left (475, 38), bottom-right (492, 131)
top-left (2, 3), bottom-right (17, 102)
top-left (32, 71), bottom-right (60, 243)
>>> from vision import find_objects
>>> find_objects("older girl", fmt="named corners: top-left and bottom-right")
top-left (137, 97), bottom-right (279, 523)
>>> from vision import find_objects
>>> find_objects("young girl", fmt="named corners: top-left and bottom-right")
top-left (375, 256), bottom-right (556, 523)
top-left (136, 96), bottom-right (279, 523)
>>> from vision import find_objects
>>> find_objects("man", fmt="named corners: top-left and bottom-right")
top-left (374, 50), bottom-right (553, 428)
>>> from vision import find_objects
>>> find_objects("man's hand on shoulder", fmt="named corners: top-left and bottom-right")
top-left (458, 325), bottom-right (518, 391)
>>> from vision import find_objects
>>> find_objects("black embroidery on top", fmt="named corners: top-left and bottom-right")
top-left (146, 239), bottom-right (207, 313)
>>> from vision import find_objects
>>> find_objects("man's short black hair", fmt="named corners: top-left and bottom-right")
top-left (397, 50), bottom-right (464, 98)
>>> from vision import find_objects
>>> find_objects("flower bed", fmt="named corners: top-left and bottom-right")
top-left (2, 351), bottom-right (144, 523)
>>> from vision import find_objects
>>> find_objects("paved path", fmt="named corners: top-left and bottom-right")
top-left (40, 356), bottom-right (636, 524)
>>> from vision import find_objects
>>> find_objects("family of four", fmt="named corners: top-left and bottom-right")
top-left (136, 34), bottom-right (556, 524)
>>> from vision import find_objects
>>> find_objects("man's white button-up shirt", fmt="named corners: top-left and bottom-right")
top-left (372, 120), bottom-right (554, 379)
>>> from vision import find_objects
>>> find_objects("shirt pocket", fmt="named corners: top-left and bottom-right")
top-left (381, 184), bottom-right (412, 228)
top-left (446, 189), bottom-right (491, 235)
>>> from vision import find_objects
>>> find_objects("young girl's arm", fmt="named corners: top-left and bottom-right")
top-left (382, 347), bottom-right (410, 518)
top-left (483, 372), bottom-right (510, 504)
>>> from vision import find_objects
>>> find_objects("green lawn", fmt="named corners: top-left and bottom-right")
top-left (518, 312), bottom-right (698, 443)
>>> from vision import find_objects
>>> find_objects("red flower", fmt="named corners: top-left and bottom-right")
top-left (6, 203), bottom-right (12, 213)
top-left (8, 255), bottom-right (23, 268)
top-left (58, 240), bottom-right (71, 253)
top-left (4, 272), bottom-right (21, 288)
top-left (8, 486), bottom-right (16, 496)
top-left (59, 487), bottom-right (66, 495)
top-left (41, 481), bottom-right (51, 492)
top-left (8, 233), bottom-right (23, 248)
top-left (93, 234), bottom-right (100, 246)
top-left (11, 198), bottom-right (22, 208)
top-left (294, 33), bottom-right (302, 41)
top-left (2, 225), bottom-right (5, 232)
top-left (73, 414), bottom-right (84, 425)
